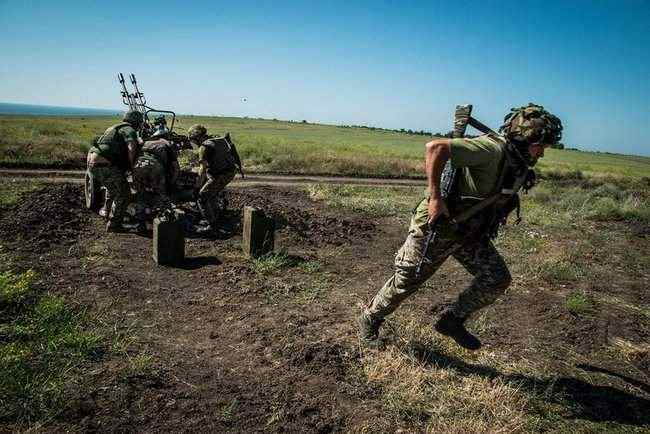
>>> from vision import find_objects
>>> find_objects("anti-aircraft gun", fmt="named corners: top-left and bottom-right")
top-left (117, 73), bottom-right (192, 151)
top-left (84, 74), bottom-right (196, 213)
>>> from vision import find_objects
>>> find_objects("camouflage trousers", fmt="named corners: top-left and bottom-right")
top-left (365, 198), bottom-right (511, 321)
top-left (198, 170), bottom-right (235, 225)
top-left (133, 156), bottom-right (172, 219)
top-left (89, 165), bottom-right (129, 226)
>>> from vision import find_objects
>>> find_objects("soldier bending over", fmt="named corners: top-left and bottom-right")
top-left (132, 124), bottom-right (180, 230)
top-left (87, 110), bottom-right (142, 232)
top-left (358, 104), bottom-right (563, 350)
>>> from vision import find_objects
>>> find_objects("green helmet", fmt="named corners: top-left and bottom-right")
top-left (123, 110), bottom-right (144, 128)
top-left (499, 104), bottom-right (563, 145)
top-left (188, 124), bottom-right (208, 143)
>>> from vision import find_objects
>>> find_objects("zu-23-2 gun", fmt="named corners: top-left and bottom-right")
top-left (117, 73), bottom-right (192, 151)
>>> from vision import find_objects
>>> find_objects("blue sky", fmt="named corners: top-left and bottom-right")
top-left (1, 0), bottom-right (648, 156)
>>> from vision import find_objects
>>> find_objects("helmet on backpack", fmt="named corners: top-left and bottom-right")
top-left (499, 104), bottom-right (563, 145)
top-left (123, 110), bottom-right (144, 128)
top-left (188, 124), bottom-right (208, 145)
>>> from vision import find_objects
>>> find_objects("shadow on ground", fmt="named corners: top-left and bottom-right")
top-left (406, 343), bottom-right (650, 426)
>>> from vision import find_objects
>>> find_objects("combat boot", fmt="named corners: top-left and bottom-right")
top-left (358, 312), bottom-right (384, 349)
top-left (434, 310), bottom-right (481, 350)
top-left (106, 221), bottom-right (127, 233)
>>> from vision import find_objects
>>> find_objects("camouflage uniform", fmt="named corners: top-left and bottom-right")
top-left (87, 120), bottom-right (139, 228)
top-left (364, 134), bottom-right (512, 323)
top-left (197, 136), bottom-right (237, 225)
top-left (132, 138), bottom-right (177, 217)
top-left (365, 197), bottom-right (511, 322)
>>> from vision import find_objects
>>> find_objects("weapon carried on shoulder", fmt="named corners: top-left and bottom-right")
top-left (224, 132), bottom-right (245, 179)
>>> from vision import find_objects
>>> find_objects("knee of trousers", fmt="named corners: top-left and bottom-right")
top-left (478, 269), bottom-right (512, 295)
top-left (392, 266), bottom-right (427, 294)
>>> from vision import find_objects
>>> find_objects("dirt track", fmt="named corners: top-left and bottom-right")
top-left (1, 183), bottom-right (649, 432)
top-left (0, 168), bottom-right (426, 187)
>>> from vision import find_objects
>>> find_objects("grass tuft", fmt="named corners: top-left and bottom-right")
top-left (565, 291), bottom-right (593, 315)
top-left (251, 250), bottom-right (296, 275)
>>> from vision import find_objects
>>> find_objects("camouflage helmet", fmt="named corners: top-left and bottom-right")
top-left (499, 104), bottom-right (563, 145)
top-left (123, 110), bottom-right (144, 128)
top-left (188, 124), bottom-right (208, 143)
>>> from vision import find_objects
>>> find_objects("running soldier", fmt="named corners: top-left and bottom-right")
top-left (358, 104), bottom-right (563, 350)
top-left (87, 110), bottom-right (143, 232)
top-left (132, 124), bottom-right (180, 230)
top-left (187, 125), bottom-right (243, 233)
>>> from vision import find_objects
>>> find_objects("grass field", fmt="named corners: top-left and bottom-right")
top-left (2, 114), bottom-right (649, 179)
top-left (1, 177), bottom-right (648, 431)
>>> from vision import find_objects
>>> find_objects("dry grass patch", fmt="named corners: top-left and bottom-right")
top-left (360, 319), bottom-right (538, 432)
top-left (609, 337), bottom-right (650, 365)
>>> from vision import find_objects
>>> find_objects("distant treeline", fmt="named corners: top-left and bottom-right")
top-left (336, 123), bottom-right (457, 137)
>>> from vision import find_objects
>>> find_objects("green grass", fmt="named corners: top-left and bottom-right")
top-left (306, 184), bottom-right (424, 218)
top-left (251, 250), bottom-right (296, 275)
top-left (0, 270), bottom-right (102, 423)
top-left (3, 114), bottom-right (650, 179)
top-left (0, 179), bottom-right (44, 208)
top-left (565, 291), bottom-right (594, 315)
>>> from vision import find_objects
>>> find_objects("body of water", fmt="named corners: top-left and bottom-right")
top-left (0, 102), bottom-right (121, 116)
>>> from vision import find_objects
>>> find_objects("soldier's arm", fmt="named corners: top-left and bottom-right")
top-left (424, 138), bottom-right (452, 223)
top-left (126, 140), bottom-right (139, 170)
top-left (196, 145), bottom-right (208, 188)
top-left (170, 161), bottom-right (180, 184)
top-left (121, 127), bottom-right (141, 170)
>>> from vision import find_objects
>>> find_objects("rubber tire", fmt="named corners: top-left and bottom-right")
top-left (85, 170), bottom-right (102, 211)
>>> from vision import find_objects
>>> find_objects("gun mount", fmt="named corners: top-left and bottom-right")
top-left (117, 73), bottom-right (192, 150)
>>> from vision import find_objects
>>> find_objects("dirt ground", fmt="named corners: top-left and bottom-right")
top-left (1, 183), bottom-right (649, 432)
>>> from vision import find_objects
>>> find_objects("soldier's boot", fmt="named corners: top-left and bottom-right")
top-left (358, 312), bottom-right (385, 349)
top-left (434, 310), bottom-right (481, 351)
top-left (106, 221), bottom-right (127, 233)
top-left (100, 198), bottom-right (114, 220)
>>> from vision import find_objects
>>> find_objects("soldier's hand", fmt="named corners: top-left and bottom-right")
top-left (427, 197), bottom-right (449, 225)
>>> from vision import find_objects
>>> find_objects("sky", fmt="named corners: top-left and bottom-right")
top-left (1, 0), bottom-right (648, 156)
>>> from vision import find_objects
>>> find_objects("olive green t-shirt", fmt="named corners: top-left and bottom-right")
top-left (450, 133), bottom-right (506, 198)
top-left (199, 137), bottom-right (236, 176)
top-left (90, 123), bottom-right (138, 165)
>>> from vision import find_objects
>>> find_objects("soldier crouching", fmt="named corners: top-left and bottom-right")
top-left (359, 104), bottom-right (563, 350)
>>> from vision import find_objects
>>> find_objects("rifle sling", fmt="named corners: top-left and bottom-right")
top-left (451, 169), bottom-right (528, 225)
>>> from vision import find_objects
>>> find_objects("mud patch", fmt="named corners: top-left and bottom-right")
top-left (226, 186), bottom-right (375, 245)
top-left (0, 183), bottom-right (89, 251)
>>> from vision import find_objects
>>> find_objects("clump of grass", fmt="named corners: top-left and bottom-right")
top-left (127, 351), bottom-right (154, 376)
top-left (0, 270), bottom-right (101, 422)
top-left (297, 260), bottom-right (322, 273)
top-left (251, 250), bottom-right (295, 275)
top-left (217, 399), bottom-right (238, 423)
top-left (0, 269), bottom-right (36, 306)
top-left (539, 259), bottom-right (581, 282)
top-left (565, 291), bottom-right (593, 315)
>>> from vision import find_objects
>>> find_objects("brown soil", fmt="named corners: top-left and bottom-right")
top-left (1, 184), bottom-right (649, 432)
top-left (0, 183), bottom-right (89, 252)
top-left (225, 187), bottom-right (375, 246)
